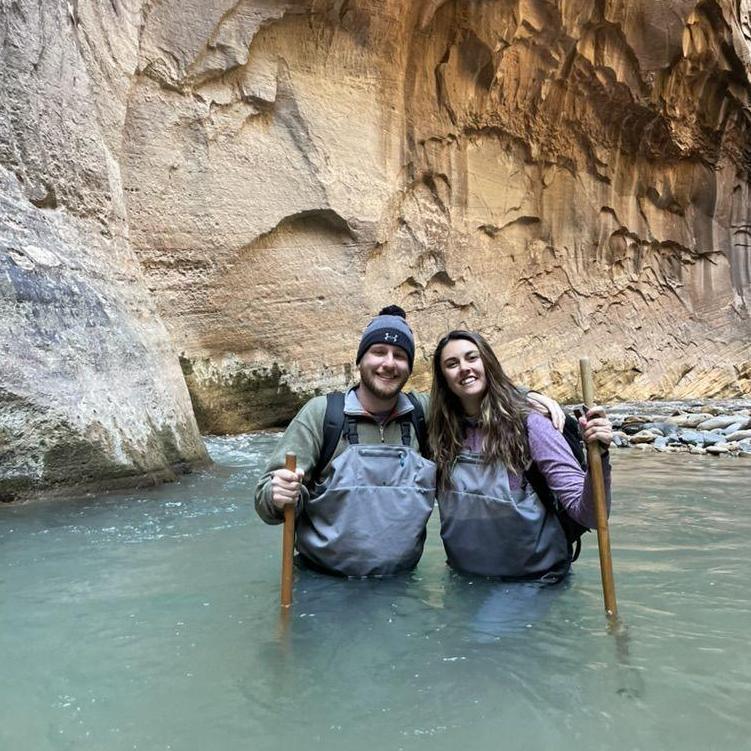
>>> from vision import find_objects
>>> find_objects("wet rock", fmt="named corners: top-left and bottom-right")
top-left (180, 358), bottom-right (314, 433)
top-left (630, 430), bottom-right (659, 444)
top-left (665, 413), bottom-right (712, 428)
top-left (700, 432), bottom-right (726, 447)
top-left (622, 420), bottom-right (678, 436)
top-left (705, 443), bottom-right (731, 454)
top-left (721, 420), bottom-right (751, 435)
top-left (611, 432), bottom-right (630, 448)
top-left (698, 416), bottom-right (750, 431)
top-left (607, 415), bottom-right (628, 431)
top-left (720, 421), bottom-right (744, 435)
top-left (704, 406), bottom-right (727, 417)
top-left (621, 423), bottom-right (645, 436)
top-left (603, 403), bottom-right (751, 459)
top-left (678, 430), bottom-right (706, 445)
top-left (622, 422), bottom-right (661, 436)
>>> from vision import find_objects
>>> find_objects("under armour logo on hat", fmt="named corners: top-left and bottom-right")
top-left (356, 306), bottom-right (416, 371)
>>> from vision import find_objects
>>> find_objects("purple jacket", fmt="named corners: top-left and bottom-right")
top-left (462, 412), bottom-right (611, 528)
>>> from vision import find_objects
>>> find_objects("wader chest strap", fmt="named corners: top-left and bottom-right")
top-left (342, 416), bottom-right (411, 447)
top-left (343, 416), bottom-right (360, 445)
top-left (313, 391), bottom-right (429, 481)
top-left (400, 420), bottom-right (412, 446)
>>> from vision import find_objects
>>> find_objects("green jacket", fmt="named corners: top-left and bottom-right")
top-left (254, 388), bottom-right (431, 524)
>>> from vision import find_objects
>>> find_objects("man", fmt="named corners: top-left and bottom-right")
top-left (254, 306), bottom-right (562, 577)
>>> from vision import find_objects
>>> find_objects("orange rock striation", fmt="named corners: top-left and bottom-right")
top-left (122, 0), bottom-right (751, 429)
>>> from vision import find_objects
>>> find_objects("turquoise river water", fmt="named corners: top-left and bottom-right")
top-left (1, 435), bottom-right (750, 751)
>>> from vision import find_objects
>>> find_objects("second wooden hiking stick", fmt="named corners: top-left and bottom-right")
top-left (579, 357), bottom-right (618, 619)
top-left (280, 452), bottom-right (296, 608)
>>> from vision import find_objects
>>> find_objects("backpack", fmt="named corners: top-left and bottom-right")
top-left (523, 411), bottom-right (591, 562)
top-left (312, 391), bottom-right (429, 481)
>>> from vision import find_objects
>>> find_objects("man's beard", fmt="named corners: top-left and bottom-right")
top-left (360, 367), bottom-right (409, 400)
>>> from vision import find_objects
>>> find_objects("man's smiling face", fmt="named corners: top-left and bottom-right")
top-left (358, 343), bottom-right (411, 401)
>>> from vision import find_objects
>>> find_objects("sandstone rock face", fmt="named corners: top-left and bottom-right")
top-left (3, 1), bottom-right (751, 458)
top-left (120, 0), bottom-right (751, 429)
top-left (0, 1), bottom-right (209, 500)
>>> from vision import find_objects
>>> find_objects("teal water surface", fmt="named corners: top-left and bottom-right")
top-left (1, 436), bottom-right (750, 751)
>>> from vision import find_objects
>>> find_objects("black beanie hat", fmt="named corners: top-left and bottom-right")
top-left (356, 305), bottom-right (415, 371)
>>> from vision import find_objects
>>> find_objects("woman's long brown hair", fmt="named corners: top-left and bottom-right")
top-left (428, 330), bottom-right (531, 489)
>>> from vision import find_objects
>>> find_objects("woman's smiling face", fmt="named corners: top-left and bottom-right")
top-left (439, 338), bottom-right (487, 414)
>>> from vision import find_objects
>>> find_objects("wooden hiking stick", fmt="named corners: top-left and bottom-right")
top-left (578, 368), bottom-right (642, 698)
top-left (579, 358), bottom-right (618, 620)
top-left (280, 452), bottom-right (296, 608)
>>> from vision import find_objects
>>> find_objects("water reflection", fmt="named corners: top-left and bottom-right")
top-left (438, 573), bottom-right (566, 642)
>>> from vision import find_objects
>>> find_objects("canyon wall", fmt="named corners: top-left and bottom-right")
top-left (122, 0), bottom-right (751, 430)
top-left (2, 0), bottom-right (751, 491)
top-left (0, 1), bottom-right (208, 500)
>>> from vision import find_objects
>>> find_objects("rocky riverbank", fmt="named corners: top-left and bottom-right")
top-left (601, 399), bottom-right (751, 457)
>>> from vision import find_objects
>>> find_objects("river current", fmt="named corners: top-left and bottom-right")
top-left (1, 434), bottom-right (750, 751)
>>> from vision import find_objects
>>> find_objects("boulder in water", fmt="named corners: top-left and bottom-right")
top-left (700, 432), bottom-right (726, 447)
top-left (678, 430), bottom-right (705, 445)
top-left (611, 432), bottom-right (630, 448)
top-left (630, 430), bottom-right (659, 444)
top-left (725, 429), bottom-right (751, 441)
top-left (697, 416), bottom-right (748, 431)
top-left (706, 443), bottom-right (731, 455)
top-left (666, 413), bottom-right (712, 428)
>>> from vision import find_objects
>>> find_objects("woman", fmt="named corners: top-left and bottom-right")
top-left (428, 330), bottom-right (613, 582)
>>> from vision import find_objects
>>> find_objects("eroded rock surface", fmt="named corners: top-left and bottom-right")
top-left (120, 0), bottom-right (751, 429)
top-left (0, 1), bottom-right (208, 500)
top-left (3, 1), bottom-right (751, 456)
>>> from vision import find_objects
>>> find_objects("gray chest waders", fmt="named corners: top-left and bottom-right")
top-left (296, 439), bottom-right (436, 577)
top-left (438, 453), bottom-right (570, 581)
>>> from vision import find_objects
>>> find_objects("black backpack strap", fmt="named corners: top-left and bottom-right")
top-left (405, 392), bottom-right (430, 459)
top-left (529, 410), bottom-right (589, 561)
top-left (572, 536), bottom-right (582, 563)
top-left (313, 392), bottom-right (346, 481)
top-left (524, 459), bottom-right (589, 563)
top-left (400, 420), bottom-right (412, 446)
